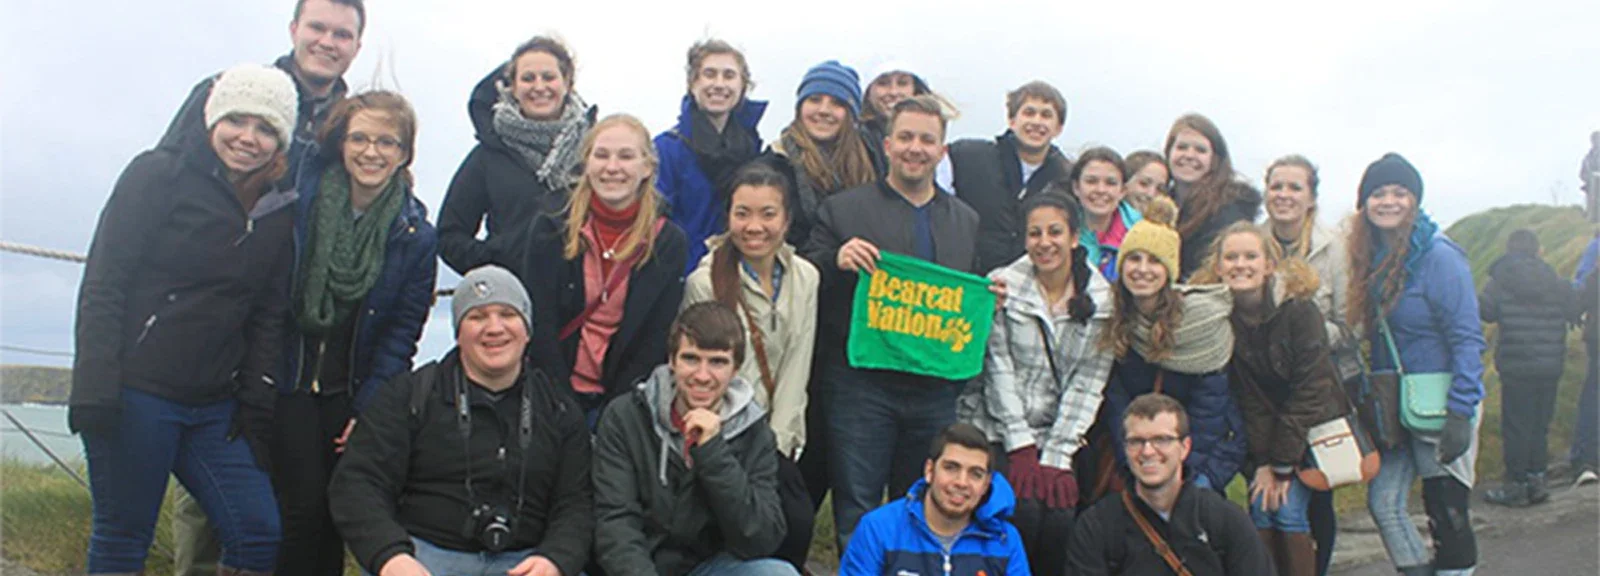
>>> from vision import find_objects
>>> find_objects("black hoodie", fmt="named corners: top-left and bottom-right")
top-left (436, 67), bottom-right (597, 275)
top-left (1480, 251), bottom-right (1577, 379)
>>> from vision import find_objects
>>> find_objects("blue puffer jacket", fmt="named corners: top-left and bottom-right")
top-left (653, 94), bottom-right (767, 272)
top-left (1104, 350), bottom-right (1247, 491)
top-left (840, 474), bottom-right (1031, 576)
top-left (1369, 234), bottom-right (1486, 418)
top-left (279, 149), bottom-right (439, 412)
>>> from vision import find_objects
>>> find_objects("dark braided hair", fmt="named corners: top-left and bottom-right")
top-left (1022, 185), bottom-right (1096, 323)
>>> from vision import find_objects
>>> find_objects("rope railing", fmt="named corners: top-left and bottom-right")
top-left (2, 239), bottom-right (457, 297)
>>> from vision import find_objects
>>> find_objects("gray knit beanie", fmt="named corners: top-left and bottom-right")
top-left (204, 64), bottom-right (299, 142)
top-left (452, 265), bottom-right (532, 333)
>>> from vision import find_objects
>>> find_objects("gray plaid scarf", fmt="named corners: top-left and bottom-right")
top-left (491, 86), bottom-right (591, 193)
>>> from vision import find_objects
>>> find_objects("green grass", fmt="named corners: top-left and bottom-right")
top-left (0, 458), bottom-right (177, 575)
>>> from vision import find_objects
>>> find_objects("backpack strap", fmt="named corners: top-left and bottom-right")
top-left (1122, 490), bottom-right (1195, 576)
top-left (408, 361), bottom-right (442, 421)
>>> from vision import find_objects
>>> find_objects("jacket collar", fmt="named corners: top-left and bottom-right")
top-left (994, 254), bottom-right (1112, 322)
top-left (875, 177), bottom-right (950, 206)
top-left (674, 93), bottom-right (769, 138)
top-left (902, 472), bottom-right (1017, 540)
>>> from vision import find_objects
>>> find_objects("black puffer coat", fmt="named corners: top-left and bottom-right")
top-left (1480, 252), bottom-right (1576, 380)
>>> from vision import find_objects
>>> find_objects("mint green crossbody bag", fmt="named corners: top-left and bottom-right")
top-left (1378, 317), bottom-right (1451, 432)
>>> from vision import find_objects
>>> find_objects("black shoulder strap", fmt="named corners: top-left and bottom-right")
top-left (409, 361), bottom-right (442, 420)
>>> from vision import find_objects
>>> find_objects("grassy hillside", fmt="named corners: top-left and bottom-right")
top-left (1, 365), bottom-right (72, 405)
top-left (1445, 203), bottom-right (1595, 285)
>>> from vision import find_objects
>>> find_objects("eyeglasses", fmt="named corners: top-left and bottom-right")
top-left (346, 132), bottom-right (404, 155)
top-left (1124, 435), bottom-right (1184, 452)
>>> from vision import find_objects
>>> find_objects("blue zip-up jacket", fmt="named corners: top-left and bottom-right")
top-left (1369, 234), bottom-right (1486, 418)
top-left (278, 149), bottom-right (439, 412)
top-left (653, 94), bottom-right (767, 273)
top-left (841, 475), bottom-right (1031, 576)
top-left (1574, 235), bottom-right (1600, 288)
top-left (1079, 201), bottom-right (1143, 282)
top-left (1104, 350), bottom-right (1247, 491)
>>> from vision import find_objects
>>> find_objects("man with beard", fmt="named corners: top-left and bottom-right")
top-left (803, 95), bottom-right (990, 552)
top-left (163, 2), bottom-right (367, 574)
top-left (840, 423), bottom-right (1030, 576)
top-left (1068, 394), bottom-right (1269, 576)
top-left (936, 81), bottom-right (1073, 274)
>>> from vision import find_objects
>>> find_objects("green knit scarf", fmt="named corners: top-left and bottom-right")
top-left (297, 165), bottom-right (407, 335)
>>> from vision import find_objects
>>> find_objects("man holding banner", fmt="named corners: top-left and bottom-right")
top-left (804, 95), bottom-right (1002, 553)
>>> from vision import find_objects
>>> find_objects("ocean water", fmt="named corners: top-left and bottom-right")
top-left (0, 403), bottom-right (80, 467)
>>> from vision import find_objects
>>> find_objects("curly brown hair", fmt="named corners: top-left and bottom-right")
top-left (1343, 211), bottom-right (1415, 327)
top-left (1099, 275), bottom-right (1184, 361)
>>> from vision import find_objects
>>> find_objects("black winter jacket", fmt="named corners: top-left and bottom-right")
top-left (1175, 181), bottom-right (1261, 281)
top-left (437, 67), bottom-right (597, 275)
top-left (1068, 482), bottom-right (1271, 576)
top-left (328, 352), bottom-right (593, 576)
top-left (802, 179), bottom-right (980, 366)
top-left (521, 212), bottom-right (688, 402)
top-left (593, 365), bottom-right (786, 576)
top-left (947, 131), bottom-right (1072, 275)
top-left (1480, 252), bottom-right (1576, 380)
top-left (71, 125), bottom-right (295, 427)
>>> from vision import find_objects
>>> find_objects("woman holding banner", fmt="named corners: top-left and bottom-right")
top-left (957, 190), bottom-right (1113, 576)
top-left (520, 114), bottom-right (687, 425)
top-left (1090, 196), bottom-right (1246, 496)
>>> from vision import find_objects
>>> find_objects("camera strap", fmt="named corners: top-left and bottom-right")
top-left (456, 364), bottom-right (535, 524)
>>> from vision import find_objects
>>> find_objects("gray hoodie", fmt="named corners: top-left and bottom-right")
top-left (593, 364), bottom-right (787, 576)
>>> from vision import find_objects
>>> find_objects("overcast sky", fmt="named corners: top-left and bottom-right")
top-left (2, 0), bottom-right (1595, 368)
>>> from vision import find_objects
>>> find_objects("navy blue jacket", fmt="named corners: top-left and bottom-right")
top-left (279, 150), bottom-right (438, 412)
top-left (1104, 350), bottom-right (1246, 490)
top-left (1369, 235), bottom-right (1486, 417)
top-left (653, 95), bottom-right (767, 273)
top-left (841, 475), bottom-right (1030, 576)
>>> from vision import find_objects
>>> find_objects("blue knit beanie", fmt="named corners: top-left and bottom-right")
top-left (796, 60), bottom-right (862, 118)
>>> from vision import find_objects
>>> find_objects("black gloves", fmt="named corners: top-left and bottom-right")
top-left (230, 374), bottom-right (276, 474)
top-left (68, 404), bottom-right (120, 438)
top-left (1437, 411), bottom-right (1474, 465)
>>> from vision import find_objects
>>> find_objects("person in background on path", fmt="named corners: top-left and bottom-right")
top-left (1162, 113), bottom-right (1261, 281)
top-left (1121, 150), bottom-right (1168, 212)
top-left (522, 114), bottom-right (687, 424)
top-left (1479, 229), bottom-right (1574, 507)
top-left (802, 95), bottom-right (996, 552)
top-left (273, 90), bottom-right (437, 576)
top-left (1581, 131), bottom-right (1598, 219)
top-left (840, 423), bottom-right (1031, 576)
top-left (1572, 232), bottom-right (1600, 486)
top-left (1088, 196), bottom-right (1246, 499)
top-left (957, 192), bottom-right (1113, 576)
top-left (681, 161), bottom-right (820, 569)
top-left (655, 39), bottom-right (767, 273)
top-left (437, 36), bottom-right (596, 275)
top-left (1259, 154), bottom-right (1348, 576)
top-left (1067, 394), bottom-right (1271, 576)
top-left (1192, 223), bottom-right (1347, 576)
top-left (1347, 153), bottom-right (1485, 576)
top-left (592, 302), bottom-right (797, 576)
top-left (72, 63), bottom-right (300, 576)
top-left (161, 3), bottom-right (367, 571)
top-left (1071, 147), bottom-right (1143, 281)
top-left (936, 81), bottom-right (1074, 275)
top-left (769, 60), bottom-right (881, 247)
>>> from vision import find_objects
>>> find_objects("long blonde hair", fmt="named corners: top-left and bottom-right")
top-left (561, 114), bottom-right (663, 266)
top-left (1264, 155), bottom-right (1320, 260)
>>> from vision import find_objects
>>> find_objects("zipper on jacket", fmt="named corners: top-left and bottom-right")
top-left (310, 340), bottom-right (327, 394)
top-left (136, 314), bottom-right (158, 345)
top-left (233, 218), bottom-right (254, 247)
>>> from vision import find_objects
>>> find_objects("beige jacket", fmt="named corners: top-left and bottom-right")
top-left (683, 237), bottom-right (820, 459)
top-left (1304, 222), bottom-right (1352, 348)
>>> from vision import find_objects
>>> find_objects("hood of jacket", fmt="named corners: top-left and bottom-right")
top-left (903, 471), bottom-right (1017, 537)
top-left (1489, 251), bottom-right (1568, 304)
top-left (638, 363), bottom-right (767, 483)
top-left (165, 106), bottom-right (298, 219)
top-left (672, 93), bottom-right (768, 139)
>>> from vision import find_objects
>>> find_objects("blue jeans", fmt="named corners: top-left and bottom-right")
top-left (83, 388), bottom-right (279, 573)
top-left (825, 362), bottom-right (958, 552)
top-left (1367, 435), bottom-right (1476, 575)
top-left (391, 536), bottom-right (539, 576)
top-left (1571, 350), bottom-right (1599, 469)
top-left (1249, 475), bottom-right (1312, 532)
top-left (687, 552), bottom-right (799, 576)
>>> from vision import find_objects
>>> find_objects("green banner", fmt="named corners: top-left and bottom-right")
top-left (847, 251), bottom-right (996, 380)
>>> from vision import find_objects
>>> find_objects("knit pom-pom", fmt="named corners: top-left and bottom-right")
top-left (1142, 195), bottom-right (1179, 228)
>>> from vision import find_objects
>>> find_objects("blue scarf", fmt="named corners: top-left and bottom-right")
top-left (1368, 210), bottom-right (1439, 305)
